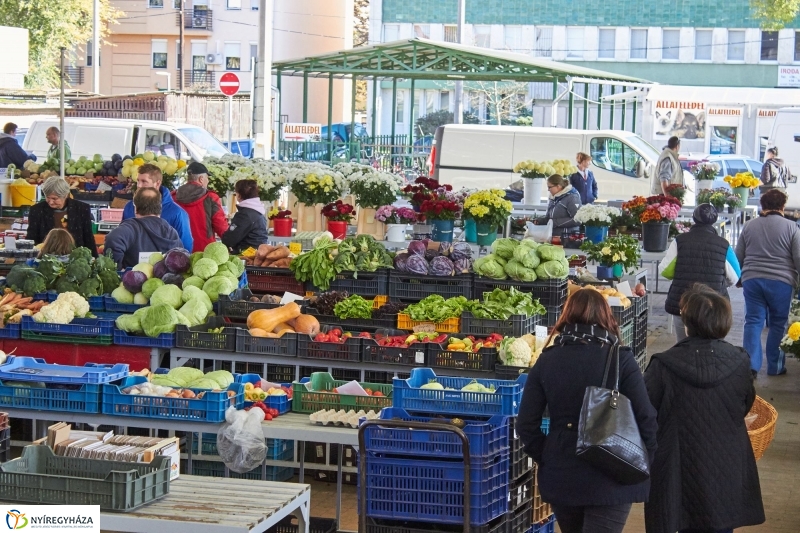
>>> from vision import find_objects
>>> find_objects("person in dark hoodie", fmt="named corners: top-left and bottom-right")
top-left (104, 187), bottom-right (184, 268)
top-left (0, 122), bottom-right (35, 169)
top-left (221, 179), bottom-right (269, 254)
top-left (760, 147), bottom-right (789, 193)
top-left (172, 162), bottom-right (229, 252)
top-left (644, 284), bottom-right (764, 533)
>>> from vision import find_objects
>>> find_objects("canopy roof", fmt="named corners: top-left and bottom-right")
top-left (273, 38), bottom-right (649, 83)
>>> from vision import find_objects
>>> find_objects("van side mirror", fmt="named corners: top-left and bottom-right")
top-left (635, 158), bottom-right (647, 179)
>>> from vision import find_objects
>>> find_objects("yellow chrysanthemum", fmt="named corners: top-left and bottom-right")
top-left (601, 246), bottom-right (612, 255)
top-left (789, 322), bottom-right (800, 341)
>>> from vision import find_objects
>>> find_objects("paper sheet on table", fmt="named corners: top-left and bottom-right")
top-left (280, 292), bottom-right (305, 305)
top-left (616, 281), bottom-right (633, 297)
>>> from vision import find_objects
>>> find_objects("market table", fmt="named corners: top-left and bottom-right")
top-left (0, 476), bottom-right (310, 533)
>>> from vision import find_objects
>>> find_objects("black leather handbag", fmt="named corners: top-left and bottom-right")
top-left (576, 343), bottom-right (650, 485)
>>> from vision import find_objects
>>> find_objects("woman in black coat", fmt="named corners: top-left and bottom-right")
top-left (518, 289), bottom-right (658, 533)
top-left (644, 284), bottom-right (764, 533)
top-left (26, 176), bottom-right (97, 257)
top-left (221, 179), bottom-right (269, 254)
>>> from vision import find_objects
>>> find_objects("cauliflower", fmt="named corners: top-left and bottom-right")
top-left (33, 301), bottom-right (75, 324)
top-left (498, 337), bottom-right (532, 367)
top-left (55, 292), bottom-right (90, 318)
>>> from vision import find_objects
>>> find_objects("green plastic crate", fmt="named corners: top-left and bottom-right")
top-left (0, 446), bottom-right (170, 511)
top-left (291, 372), bottom-right (393, 414)
top-left (21, 331), bottom-right (113, 345)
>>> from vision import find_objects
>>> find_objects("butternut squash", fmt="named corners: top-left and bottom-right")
top-left (249, 328), bottom-right (269, 337)
top-left (247, 302), bottom-right (302, 331)
top-left (290, 314), bottom-right (320, 336)
top-left (272, 322), bottom-right (294, 333)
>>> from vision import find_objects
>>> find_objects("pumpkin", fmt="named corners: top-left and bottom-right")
top-left (291, 314), bottom-right (320, 336)
top-left (272, 322), bottom-right (293, 333)
top-left (247, 302), bottom-right (301, 332)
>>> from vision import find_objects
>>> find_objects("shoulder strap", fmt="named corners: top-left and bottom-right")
top-left (600, 342), bottom-right (621, 390)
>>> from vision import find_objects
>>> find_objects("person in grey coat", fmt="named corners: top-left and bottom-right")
top-left (534, 174), bottom-right (581, 238)
top-left (735, 189), bottom-right (800, 376)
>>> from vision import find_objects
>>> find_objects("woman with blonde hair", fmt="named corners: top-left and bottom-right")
top-left (38, 228), bottom-right (75, 258)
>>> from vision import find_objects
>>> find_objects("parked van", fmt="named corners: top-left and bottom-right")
top-left (23, 118), bottom-right (230, 162)
top-left (767, 107), bottom-right (800, 209)
top-left (432, 125), bottom-right (693, 201)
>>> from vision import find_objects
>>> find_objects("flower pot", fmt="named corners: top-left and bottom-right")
top-left (272, 218), bottom-right (293, 237)
top-left (642, 222), bottom-right (670, 252)
top-left (613, 263), bottom-right (624, 277)
top-left (385, 223), bottom-right (407, 242)
top-left (327, 220), bottom-right (348, 240)
top-left (584, 225), bottom-right (608, 244)
top-left (356, 207), bottom-right (385, 239)
top-left (431, 219), bottom-right (455, 242)
top-left (727, 206), bottom-right (735, 214)
top-left (464, 218), bottom-right (477, 243)
top-left (295, 202), bottom-right (325, 233)
top-left (597, 265), bottom-right (615, 278)
top-left (732, 186), bottom-right (749, 208)
top-left (524, 178), bottom-right (545, 206)
top-left (476, 223), bottom-right (498, 247)
top-left (696, 179), bottom-right (714, 192)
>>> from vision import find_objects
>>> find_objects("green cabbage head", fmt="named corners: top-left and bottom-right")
top-left (490, 238), bottom-right (519, 260)
top-left (182, 276), bottom-right (205, 291)
top-left (179, 298), bottom-right (210, 327)
top-left (203, 276), bottom-right (235, 303)
top-left (473, 254), bottom-right (508, 280)
top-left (505, 259), bottom-right (538, 282)
top-left (140, 304), bottom-right (182, 337)
top-left (512, 245), bottom-right (541, 270)
top-left (150, 284), bottom-right (184, 309)
top-left (167, 367), bottom-right (204, 387)
top-left (193, 258), bottom-right (219, 280)
top-left (203, 242), bottom-right (230, 265)
top-left (535, 260), bottom-right (568, 280)
top-left (115, 314), bottom-right (143, 334)
top-left (142, 278), bottom-right (164, 299)
top-left (537, 244), bottom-right (566, 262)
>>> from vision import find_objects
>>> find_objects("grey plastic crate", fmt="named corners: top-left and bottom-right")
top-left (0, 446), bottom-right (170, 511)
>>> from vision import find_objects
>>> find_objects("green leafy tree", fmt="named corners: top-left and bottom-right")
top-left (751, 0), bottom-right (800, 29)
top-left (0, 0), bottom-right (121, 88)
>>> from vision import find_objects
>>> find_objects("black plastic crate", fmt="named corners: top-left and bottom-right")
top-left (312, 269), bottom-right (389, 299)
top-left (297, 328), bottom-right (362, 362)
top-left (611, 304), bottom-right (634, 328)
top-left (331, 368), bottom-right (361, 381)
top-left (389, 271), bottom-right (473, 302)
top-left (510, 440), bottom-right (532, 481)
top-left (495, 365), bottom-right (529, 380)
top-left (428, 343), bottom-right (496, 373)
top-left (362, 331), bottom-right (429, 367)
top-left (307, 309), bottom-right (396, 332)
top-left (509, 498), bottom-right (533, 533)
top-left (218, 289), bottom-right (298, 320)
top-left (235, 329), bottom-right (298, 357)
top-left (267, 516), bottom-right (337, 533)
top-left (460, 312), bottom-right (541, 337)
top-left (634, 314), bottom-right (648, 350)
top-left (636, 351), bottom-right (648, 373)
top-left (364, 515), bottom-right (507, 533)
top-left (364, 371), bottom-right (410, 384)
top-left (0, 427), bottom-right (9, 463)
top-left (175, 317), bottom-right (237, 352)
top-left (544, 305), bottom-right (563, 327)
top-left (246, 266), bottom-right (305, 295)
top-left (299, 365), bottom-right (327, 378)
top-left (632, 294), bottom-right (648, 316)
top-left (473, 277), bottom-right (568, 307)
top-left (268, 364), bottom-right (296, 383)
top-left (509, 471), bottom-right (533, 510)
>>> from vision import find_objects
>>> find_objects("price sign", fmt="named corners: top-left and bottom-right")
top-left (289, 242), bottom-right (302, 255)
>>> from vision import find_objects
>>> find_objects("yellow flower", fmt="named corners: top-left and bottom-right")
top-left (177, 160), bottom-right (187, 169)
top-left (789, 322), bottom-right (800, 341)
top-left (613, 253), bottom-right (621, 262)
top-left (306, 174), bottom-right (318, 183)
top-left (268, 207), bottom-right (279, 218)
top-left (601, 246), bottom-right (612, 255)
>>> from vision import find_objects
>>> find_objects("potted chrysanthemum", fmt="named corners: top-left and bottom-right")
top-left (463, 189), bottom-right (513, 246)
top-left (574, 205), bottom-right (621, 244)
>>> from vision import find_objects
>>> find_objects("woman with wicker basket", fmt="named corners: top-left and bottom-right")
top-left (644, 285), bottom-right (764, 533)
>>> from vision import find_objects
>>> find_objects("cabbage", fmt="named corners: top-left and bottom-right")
top-left (162, 273), bottom-right (185, 286)
top-left (393, 252), bottom-right (409, 272)
top-left (424, 248), bottom-right (438, 262)
top-left (438, 242), bottom-right (451, 256)
top-left (133, 306), bottom-right (149, 318)
top-left (202, 276), bottom-right (235, 303)
top-left (150, 375), bottom-right (180, 387)
top-left (150, 284), bottom-right (184, 309)
top-left (491, 238), bottom-right (519, 260)
top-left (505, 259), bottom-right (538, 282)
top-left (203, 242), bottom-right (230, 266)
top-left (115, 314), bottom-right (143, 334)
top-left (140, 304), bottom-right (181, 337)
top-left (152, 260), bottom-right (168, 279)
top-left (132, 262), bottom-right (154, 279)
top-left (148, 252), bottom-right (164, 266)
top-left (179, 298), bottom-right (210, 326)
top-left (405, 254), bottom-right (429, 275)
top-left (535, 260), bottom-right (568, 279)
top-left (537, 244), bottom-right (566, 262)
top-left (473, 254), bottom-right (507, 280)
top-left (182, 276), bottom-right (205, 290)
top-left (190, 252), bottom-right (204, 268)
top-left (111, 285), bottom-right (134, 304)
top-left (133, 292), bottom-right (149, 305)
top-left (407, 240), bottom-right (426, 256)
top-left (449, 242), bottom-right (473, 262)
top-left (227, 257), bottom-right (245, 278)
top-left (513, 245), bottom-right (541, 270)
top-left (164, 249), bottom-right (191, 274)
top-left (174, 311), bottom-right (192, 327)
top-left (193, 258), bottom-right (219, 280)
top-left (204, 370), bottom-right (234, 388)
top-left (167, 367), bottom-right (204, 387)
top-left (518, 239), bottom-right (539, 251)
top-left (454, 257), bottom-right (473, 274)
top-left (429, 256), bottom-right (455, 276)
top-left (122, 270), bottom-right (148, 293)
top-left (191, 378), bottom-right (221, 390)
top-left (182, 285), bottom-right (213, 312)
top-left (142, 278), bottom-right (164, 299)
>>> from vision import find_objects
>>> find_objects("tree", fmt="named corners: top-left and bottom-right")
top-left (353, 0), bottom-right (369, 112)
top-left (0, 0), bottom-right (121, 89)
top-left (751, 0), bottom-right (800, 29)
top-left (466, 81), bottom-right (532, 126)
top-left (415, 110), bottom-right (454, 136)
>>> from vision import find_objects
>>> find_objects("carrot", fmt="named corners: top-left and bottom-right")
top-left (0, 293), bottom-right (16, 306)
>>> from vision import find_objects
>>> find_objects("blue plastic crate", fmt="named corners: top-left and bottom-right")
top-left (0, 323), bottom-right (20, 339)
top-left (103, 296), bottom-right (144, 314)
top-left (101, 376), bottom-right (244, 423)
top-left (33, 292), bottom-right (57, 302)
top-left (363, 407), bottom-right (508, 459)
top-left (527, 515), bottom-right (555, 533)
top-left (0, 357), bottom-right (128, 384)
top-left (88, 296), bottom-right (104, 312)
top-left (191, 433), bottom-right (293, 458)
top-left (113, 328), bottom-right (175, 349)
top-left (0, 381), bottom-right (101, 412)
top-left (392, 368), bottom-right (527, 417)
top-left (21, 316), bottom-right (114, 337)
top-left (238, 374), bottom-right (291, 415)
top-left (361, 453), bottom-right (509, 525)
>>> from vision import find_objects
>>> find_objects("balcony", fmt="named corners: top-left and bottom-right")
top-left (64, 66), bottom-right (85, 85)
top-left (176, 8), bottom-right (213, 30)
top-left (183, 70), bottom-right (214, 88)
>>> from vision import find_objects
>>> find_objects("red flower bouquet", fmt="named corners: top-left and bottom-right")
top-left (419, 198), bottom-right (461, 221)
top-left (321, 200), bottom-right (355, 222)
top-left (402, 177), bottom-right (452, 208)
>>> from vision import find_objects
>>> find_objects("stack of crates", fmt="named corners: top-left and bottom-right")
top-left (632, 294), bottom-right (649, 372)
top-left (0, 412), bottom-right (8, 462)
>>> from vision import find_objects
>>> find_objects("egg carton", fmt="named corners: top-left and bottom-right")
top-left (309, 408), bottom-right (380, 429)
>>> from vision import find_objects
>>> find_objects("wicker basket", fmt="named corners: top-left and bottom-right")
top-left (747, 396), bottom-right (778, 460)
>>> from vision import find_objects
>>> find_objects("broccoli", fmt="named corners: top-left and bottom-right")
top-left (69, 247), bottom-right (93, 263)
top-left (65, 259), bottom-right (91, 283)
top-left (22, 272), bottom-right (47, 297)
top-left (98, 269), bottom-right (121, 295)
top-left (37, 255), bottom-right (66, 289)
top-left (55, 276), bottom-right (79, 294)
top-left (333, 251), bottom-right (356, 272)
top-left (93, 253), bottom-right (117, 273)
top-left (78, 277), bottom-right (102, 298)
top-left (6, 266), bottom-right (37, 293)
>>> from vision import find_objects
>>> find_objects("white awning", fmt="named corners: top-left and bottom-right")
top-left (645, 85), bottom-right (800, 107)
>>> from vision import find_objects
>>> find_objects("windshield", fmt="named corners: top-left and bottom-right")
top-left (622, 134), bottom-right (660, 161)
top-left (178, 127), bottom-right (229, 158)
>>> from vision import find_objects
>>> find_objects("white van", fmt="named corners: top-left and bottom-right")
top-left (432, 125), bottom-right (693, 201)
top-left (22, 118), bottom-right (229, 162)
top-left (767, 107), bottom-right (800, 209)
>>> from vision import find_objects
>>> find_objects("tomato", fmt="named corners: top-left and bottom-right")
top-left (358, 332), bottom-right (372, 339)
top-left (265, 414), bottom-right (273, 421)
top-left (314, 333), bottom-right (329, 342)
top-left (329, 328), bottom-right (343, 337)
top-left (373, 391), bottom-right (384, 397)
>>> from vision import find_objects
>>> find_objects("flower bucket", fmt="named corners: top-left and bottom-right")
top-left (386, 224), bottom-right (407, 242)
top-left (464, 218), bottom-right (477, 243)
top-left (476, 223), bottom-right (497, 247)
top-left (613, 263), bottom-right (624, 277)
top-left (732, 186), bottom-right (749, 208)
top-left (356, 207), bottom-right (385, 239)
top-left (272, 218), bottom-right (293, 237)
top-left (642, 222), bottom-right (670, 252)
top-left (584, 225), bottom-right (608, 244)
top-left (327, 220), bottom-right (348, 239)
top-left (431, 220), bottom-right (455, 242)
top-left (597, 265), bottom-right (614, 278)
top-left (523, 178), bottom-right (545, 206)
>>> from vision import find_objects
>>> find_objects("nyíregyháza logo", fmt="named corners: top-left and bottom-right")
top-left (6, 510), bottom-right (27, 530)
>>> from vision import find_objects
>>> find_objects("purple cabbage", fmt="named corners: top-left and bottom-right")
top-left (393, 252), bottom-right (409, 272)
top-left (430, 256), bottom-right (455, 277)
top-left (424, 248), bottom-right (439, 262)
top-left (405, 254), bottom-right (429, 275)
top-left (407, 240), bottom-right (427, 256)
top-left (152, 260), bottom-right (168, 279)
top-left (450, 242), bottom-right (473, 262)
top-left (161, 273), bottom-right (185, 286)
top-left (164, 249), bottom-right (191, 274)
top-left (454, 257), bottom-right (473, 274)
top-left (438, 241), bottom-right (451, 256)
top-left (122, 270), bottom-right (148, 293)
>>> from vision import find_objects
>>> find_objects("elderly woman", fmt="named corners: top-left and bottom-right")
top-left (534, 174), bottom-right (582, 238)
top-left (27, 176), bottom-right (97, 257)
top-left (221, 179), bottom-right (269, 254)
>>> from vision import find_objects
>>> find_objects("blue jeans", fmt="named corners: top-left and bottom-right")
top-left (743, 278), bottom-right (794, 374)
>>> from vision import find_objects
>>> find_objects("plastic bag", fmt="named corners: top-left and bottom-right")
top-left (217, 406), bottom-right (267, 473)
top-left (745, 412), bottom-right (759, 430)
top-left (525, 220), bottom-right (553, 243)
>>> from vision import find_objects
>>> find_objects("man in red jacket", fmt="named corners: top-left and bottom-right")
top-left (172, 162), bottom-right (229, 252)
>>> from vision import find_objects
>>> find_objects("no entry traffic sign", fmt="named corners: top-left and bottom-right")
top-left (219, 72), bottom-right (240, 96)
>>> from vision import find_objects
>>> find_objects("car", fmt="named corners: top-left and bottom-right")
top-left (14, 128), bottom-right (27, 147)
top-left (680, 154), bottom-right (764, 195)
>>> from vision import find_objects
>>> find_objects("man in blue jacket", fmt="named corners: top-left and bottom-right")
top-left (569, 152), bottom-right (598, 204)
top-left (0, 123), bottom-right (35, 169)
top-left (122, 163), bottom-right (193, 251)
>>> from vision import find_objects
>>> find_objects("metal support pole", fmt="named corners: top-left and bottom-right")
top-left (59, 47), bottom-right (66, 178)
top-left (610, 86), bottom-right (616, 129)
top-left (391, 78), bottom-right (397, 145)
top-left (302, 73), bottom-right (308, 123)
top-left (327, 73), bottom-right (334, 147)
top-left (92, 0), bottom-right (100, 93)
top-left (597, 85), bottom-right (603, 129)
top-left (552, 79), bottom-right (558, 126)
top-left (453, 0), bottom-right (465, 125)
top-left (409, 78), bottom-right (415, 142)
top-left (351, 76), bottom-right (357, 159)
top-left (621, 98), bottom-right (627, 131)
top-left (567, 87), bottom-right (574, 129)
top-left (632, 99), bottom-right (637, 134)
top-left (178, 0), bottom-right (184, 90)
top-left (371, 76), bottom-right (378, 138)
top-left (583, 83), bottom-right (589, 129)
top-left (276, 70), bottom-right (282, 139)
top-left (227, 96), bottom-right (233, 154)
top-left (253, 0), bottom-right (272, 158)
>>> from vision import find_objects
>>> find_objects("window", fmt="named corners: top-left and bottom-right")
top-left (534, 26), bottom-right (553, 57)
top-left (589, 137), bottom-right (643, 177)
top-left (747, 159), bottom-right (764, 179)
top-left (224, 42), bottom-right (241, 70)
top-left (761, 31), bottom-right (778, 60)
top-left (414, 93), bottom-right (422, 122)
top-left (728, 30), bottom-right (745, 60)
top-left (426, 90), bottom-right (437, 115)
top-left (251, 0), bottom-right (258, 9)
top-left (191, 41), bottom-right (207, 71)
top-left (152, 39), bottom-right (168, 69)
top-left (662, 29), bottom-right (680, 60)
top-left (598, 28), bottom-right (615, 59)
top-left (148, 0), bottom-right (163, 7)
top-left (795, 31), bottom-right (800, 61)
top-left (250, 44), bottom-right (257, 69)
top-left (630, 29), bottom-right (647, 59)
top-left (444, 25), bottom-right (458, 43)
top-left (413, 24), bottom-right (430, 39)
top-left (86, 41), bottom-right (93, 67)
top-left (384, 24), bottom-right (400, 42)
top-left (566, 27), bottom-right (583, 59)
top-left (725, 159), bottom-right (749, 175)
top-left (505, 26), bottom-right (522, 52)
top-left (440, 91), bottom-right (450, 111)
top-left (145, 129), bottom-right (185, 159)
top-left (227, 0), bottom-right (241, 9)
top-left (695, 29), bottom-right (712, 60)
top-left (473, 25), bottom-right (491, 48)
top-left (395, 91), bottom-right (405, 123)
